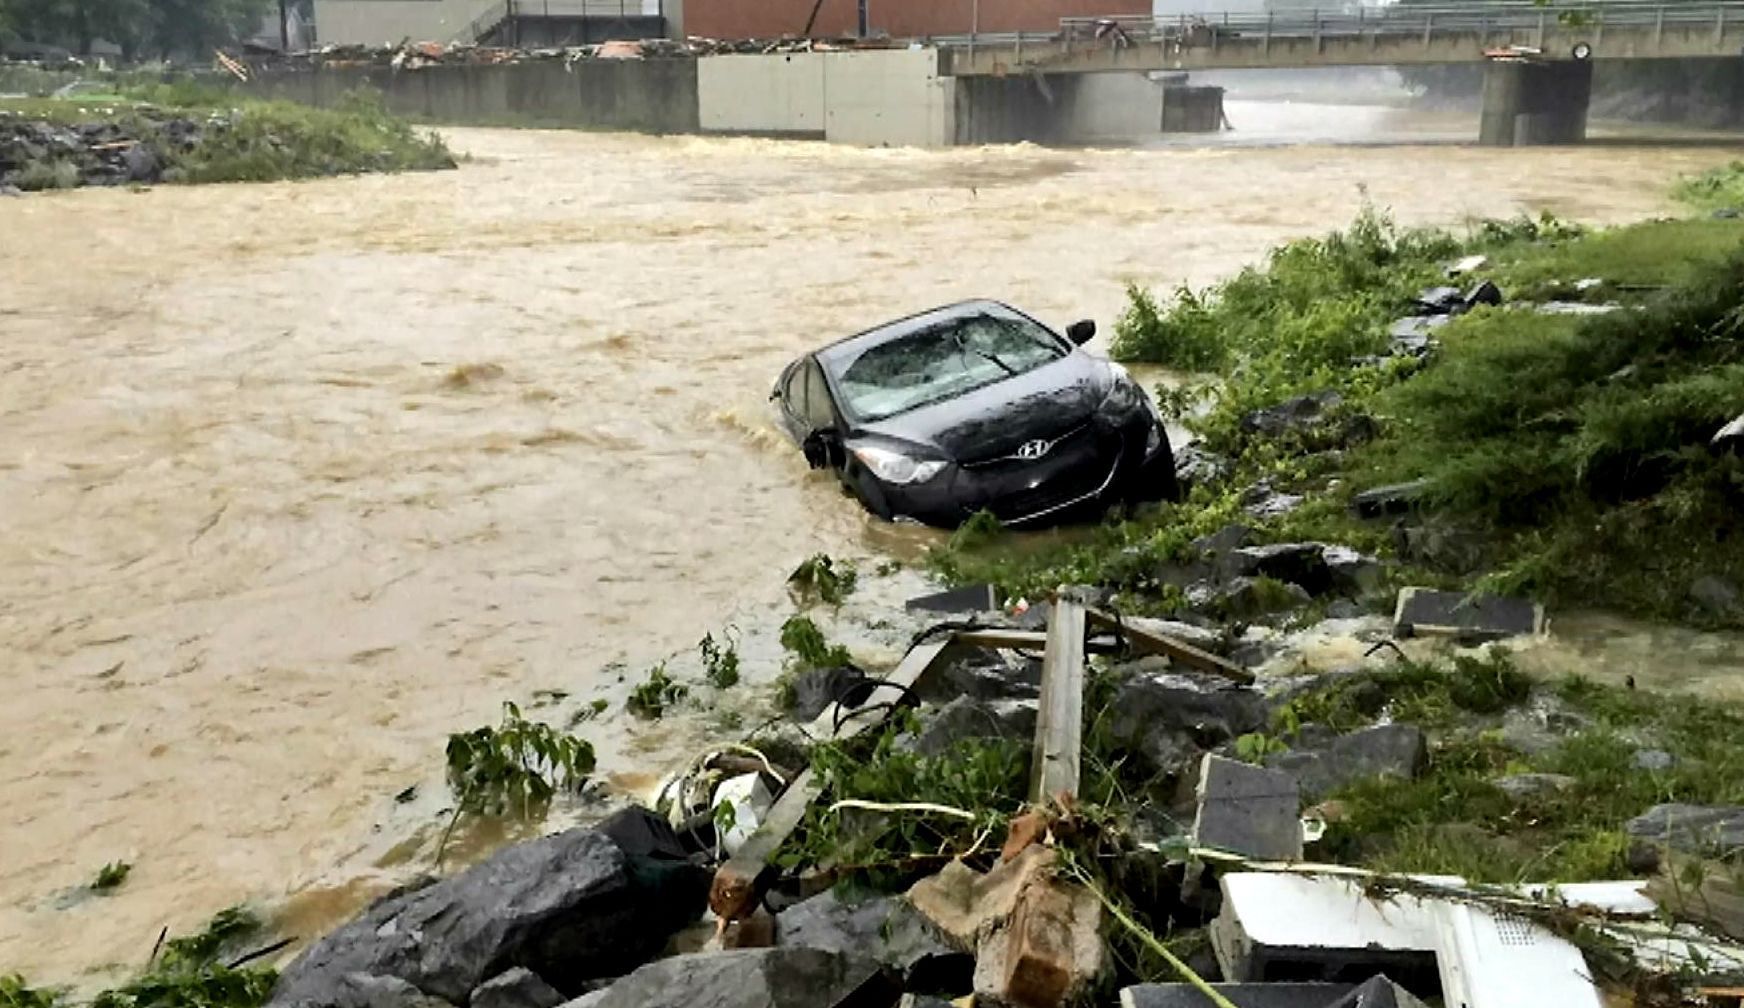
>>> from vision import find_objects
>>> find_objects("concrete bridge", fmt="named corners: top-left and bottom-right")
top-left (935, 2), bottom-right (1744, 145)
top-left (936, 2), bottom-right (1744, 74)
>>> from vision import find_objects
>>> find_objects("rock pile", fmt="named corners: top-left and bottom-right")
top-left (0, 113), bottom-right (208, 189)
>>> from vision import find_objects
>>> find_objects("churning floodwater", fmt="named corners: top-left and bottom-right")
top-left (4, 113), bottom-right (1744, 981)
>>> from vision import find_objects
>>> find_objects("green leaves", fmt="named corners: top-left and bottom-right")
top-left (92, 860), bottom-right (132, 890)
top-left (778, 616), bottom-right (851, 669)
top-left (787, 554), bottom-right (859, 606)
top-left (91, 907), bottom-right (275, 1008)
top-left (626, 665), bottom-right (688, 720)
top-left (699, 631), bottom-right (741, 689)
top-left (445, 702), bottom-right (596, 819)
top-left (1, 975), bottom-right (62, 1008)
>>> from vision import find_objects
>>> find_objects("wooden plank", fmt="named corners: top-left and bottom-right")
top-left (955, 627), bottom-right (1126, 655)
top-left (708, 636), bottom-right (957, 920)
top-left (1030, 600), bottom-right (1086, 804)
top-left (1084, 607), bottom-right (1253, 685)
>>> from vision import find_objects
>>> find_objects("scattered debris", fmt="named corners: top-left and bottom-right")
top-left (1192, 755), bottom-right (1303, 862)
top-left (1714, 412), bottom-right (1744, 450)
top-left (1446, 254), bottom-right (1489, 277)
top-left (1392, 587), bottom-right (1544, 640)
top-left (1349, 480), bottom-right (1431, 520)
top-left (906, 583), bottom-right (999, 615)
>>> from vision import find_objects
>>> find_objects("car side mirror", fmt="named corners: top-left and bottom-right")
top-left (802, 429), bottom-right (844, 470)
top-left (1066, 319), bottom-right (1096, 345)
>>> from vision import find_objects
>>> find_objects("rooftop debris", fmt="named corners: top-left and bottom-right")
top-left (241, 35), bottom-right (905, 71)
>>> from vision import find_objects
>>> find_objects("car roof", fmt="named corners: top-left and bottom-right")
top-left (814, 299), bottom-right (1035, 370)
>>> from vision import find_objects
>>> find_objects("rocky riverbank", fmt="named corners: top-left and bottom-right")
top-left (0, 88), bottom-right (454, 191)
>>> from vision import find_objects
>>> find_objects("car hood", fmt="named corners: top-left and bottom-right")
top-left (852, 353), bottom-right (1111, 462)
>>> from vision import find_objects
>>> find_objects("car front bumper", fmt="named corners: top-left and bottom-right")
top-left (864, 412), bottom-right (1169, 529)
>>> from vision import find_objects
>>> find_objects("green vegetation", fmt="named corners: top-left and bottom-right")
top-left (92, 907), bottom-right (276, 1008)
top-left (1674, 162), bottom-right (1744, 213)
top-left (1289, 654), bottom-right (1744, 884)
top-left (699, 631), bottom-right (741, 689)
top-left (1, 86), bottom-right (454, 191)
top-left (626, 664), bottom-right (688, 719)
top-left (776, 713), bottom-right (1028, 886)
top-left (445, 702), bottom-right (596, 818)
top-left (92, 861), bottom-right (132, 891)
top-left (778, 616), bottom-right (852, 669)
top-left (787, 554), bottom-right (858, 606)
top-left (1, 975), bottom-right (61, 1008)
top-left (934, 208), bottom-right (1744, 628)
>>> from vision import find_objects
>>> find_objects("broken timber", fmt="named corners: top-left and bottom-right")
top-left (1085, 607), bottom-right (1251, 684)
top-left (708, 637), bottom-right (957, 920)
top-left (1031, 599), bottom-right (1086, 804)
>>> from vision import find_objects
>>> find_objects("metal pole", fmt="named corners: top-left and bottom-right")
top-left (279, 0), bottom-right (289, 51)
top-left (972, 0), bottom-right (978, 36)
top-left (858, 0), bottom-right (868, 37)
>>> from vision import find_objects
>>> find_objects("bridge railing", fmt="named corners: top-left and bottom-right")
top-left (932, 2), bottom-right (1744, 54)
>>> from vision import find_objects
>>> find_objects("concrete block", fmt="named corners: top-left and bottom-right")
top-left (1392, 587), bottom-right (1544, 640)
top-left (1192, 755), bottom-right (1302, 861)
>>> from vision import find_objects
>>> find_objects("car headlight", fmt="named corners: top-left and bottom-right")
top-left (851, 445), bottom-right (947, 485)
top-left (1100, 363), bottom-right (1146, 415)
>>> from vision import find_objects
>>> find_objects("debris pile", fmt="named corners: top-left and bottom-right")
top-left (246, 35), bottom-right (898, 72)
top-left (259, 588), bottom-right (1744, 1008)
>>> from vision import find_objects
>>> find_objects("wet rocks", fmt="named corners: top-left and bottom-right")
top-left (921, 649), bottom-right (1041, 704)
top-left (776, 888), bottom-right (969, 989)
top-left (315, 974), bottom-right (456, 1008)
top-left (269, 809), bottom-right (709, 1006)
top-left (1267, 724), bottom-right (1428, 800)
top-left (1690, 575), bottom-right (1741, 617)
top-left (1634, 749), bottom-right (1675, 772)
top-left (469, 970), bottom-right (564, 1008)
top-left (1107, 660), bottom-right (1268, 772)
top-left (583, 947), bottom-right (879, 1008)
top-left (1238, 392), bottom-right (1373, 452)
top-left (900, 695), bottom-right (1036, 758)
top-left (0, 115), bottom-right (207, 190)
top-left (1626, 804), bottom-right (1744, 857)
top-left (1173, 443), bottom-right (1233, 491)
top-left (1495, 773), bottom-right (1578, 800)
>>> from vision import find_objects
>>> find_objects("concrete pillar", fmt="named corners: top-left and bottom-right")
top-left (1479, 58), bottom-right (1593, 146)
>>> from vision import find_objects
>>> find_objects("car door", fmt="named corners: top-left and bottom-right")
top-left (774, 359), bottom-right (810, 445)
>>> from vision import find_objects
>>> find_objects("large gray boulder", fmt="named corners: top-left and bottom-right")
top-left (1267, 724), bottom-right (1428, 800)
top-left (1107, 661), bottom-right (1267, 776)
top-left (1626, 804), bottom-right (1744, 857)
top-left (899, 696), bottom-right (1036, 759)
top-left (271, 810), bottom-right (708, 1006)
top-left (587, 948), bottom-right (879, 1008)
top-left (776, 887), bottom-right (969, 989)
top-left (315, 974), bottom-right (455, 1008)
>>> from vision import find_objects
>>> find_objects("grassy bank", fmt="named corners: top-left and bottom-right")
top-left (933, 203), bottom-right (1744, 629)
top-left (0, 83), bottom-right (454, 190)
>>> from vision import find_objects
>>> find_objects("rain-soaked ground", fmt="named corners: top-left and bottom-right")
top-left (5, 104), bottom-right (1744, 982)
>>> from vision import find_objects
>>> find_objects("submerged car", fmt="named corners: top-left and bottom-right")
top-left (772, 299), bottom-right (1179, 528)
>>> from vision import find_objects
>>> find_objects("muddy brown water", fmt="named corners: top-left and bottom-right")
top-left (4, 124), bottom-right (1744, 982)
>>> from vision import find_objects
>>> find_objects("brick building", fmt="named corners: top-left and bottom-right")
top-left (680, 0), bottom-right (1149, 40)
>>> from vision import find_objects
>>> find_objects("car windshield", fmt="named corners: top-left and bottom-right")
top-left (825, 310), bottom-right (1067, 423)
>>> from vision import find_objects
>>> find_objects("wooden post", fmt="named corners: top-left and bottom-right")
top-left (1082, 607), bottom-right (1253, 684)
top-left (1029, 599), bottom-right (1086, 804)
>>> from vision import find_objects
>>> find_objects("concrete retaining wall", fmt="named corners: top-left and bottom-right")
top-left (244, 59), bottom-right (701, 132)
top-left (697, 48), bottom-right (951, 145)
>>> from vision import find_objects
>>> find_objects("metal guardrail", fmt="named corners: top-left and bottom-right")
top-left (931, 2), bottom-right (1744, 55)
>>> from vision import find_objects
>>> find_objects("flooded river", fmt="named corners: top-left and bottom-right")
top-left (3, 124), bottom-right (1743, 981)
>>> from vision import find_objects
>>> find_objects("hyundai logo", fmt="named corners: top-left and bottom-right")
top-left (1014, 439), bottom-right (1052, 461)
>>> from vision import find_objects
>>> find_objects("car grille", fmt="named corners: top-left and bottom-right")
top-left (956, 425), bottom-right (1122, 523)
top-left (959, 422), bottom-right (1094, 470)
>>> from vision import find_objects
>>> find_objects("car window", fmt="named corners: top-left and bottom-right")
top-left (827, 310), bottom-right (1067, 423)
top-left (802, 360), bottom-right (836, 430)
